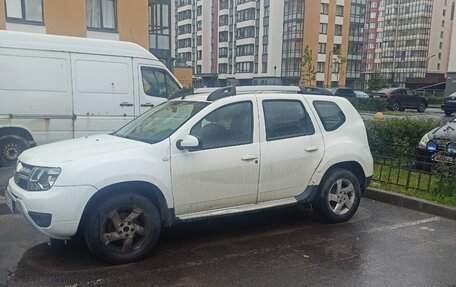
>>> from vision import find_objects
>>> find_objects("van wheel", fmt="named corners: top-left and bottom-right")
top-left (84, 193), bottom-right (161, 264)
top-left (0, 135), bottom-right (30, 167)
top-left (317, 169), bottom-right (361, 223)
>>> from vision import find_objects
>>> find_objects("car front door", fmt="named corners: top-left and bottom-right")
top-left (256, 95), bottom-right (325, 202)
top-left (170, 98), bottom-right (260, 215)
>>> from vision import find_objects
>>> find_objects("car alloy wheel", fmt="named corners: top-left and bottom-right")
top-left (326, 179), bottom-right (355, 216)
top-left (391, 102), bottom-right (400, 111)
top-left (417, 103), bottom-right (426, 113)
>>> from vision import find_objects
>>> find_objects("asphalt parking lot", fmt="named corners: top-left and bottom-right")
top-left (1, 197), bottom-right (455, 287)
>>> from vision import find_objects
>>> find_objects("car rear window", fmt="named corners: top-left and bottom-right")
top-left (313, 101), bottom-right (346, 131)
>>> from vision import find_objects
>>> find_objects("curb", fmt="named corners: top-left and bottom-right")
top-left (364, 188), bottom-right (456, 220)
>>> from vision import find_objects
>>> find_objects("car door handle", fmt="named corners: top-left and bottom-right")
top-left (141, 103), bottom-right (154, 108)
top-left (305, 146), bottom-right (319, 152)
top-left (241, 155), bottom-right (258, 161)
top-left (120, 102), bottom-right (134, 107)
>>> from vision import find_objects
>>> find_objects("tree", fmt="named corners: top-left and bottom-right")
top-left (368, 70), bottom-right (387, 91)
top-left (299, 45), bottom-right (316, 86)
top-left (333, 47), bottom-right (348, 85)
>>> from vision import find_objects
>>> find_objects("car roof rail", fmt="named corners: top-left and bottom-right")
top-left (207, 86), bottom-right (237, 101)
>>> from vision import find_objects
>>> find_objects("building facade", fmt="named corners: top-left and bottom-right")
top-left (174, 0), bottom-right (351, 87)
top-left (446, 12), bottom-right (456, 95)
top-left (0, 0), bottom-right (149, 49)
top-left (362, 0), bottom-right (454, 88)
top-left (346, 0), bottom-right (366, 89)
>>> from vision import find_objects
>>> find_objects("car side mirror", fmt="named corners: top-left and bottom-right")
top-left (176, 135), bottom-right (201, 150)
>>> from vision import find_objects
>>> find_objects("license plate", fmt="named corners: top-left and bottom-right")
top-left (5, 189), bottom-right (15, 214)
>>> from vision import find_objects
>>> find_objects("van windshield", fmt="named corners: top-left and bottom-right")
top-left (114, 101), bottom-right (209, 143)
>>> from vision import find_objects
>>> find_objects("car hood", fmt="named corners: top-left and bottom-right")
top-left (429, 120), bottom-right (456, 141)
top-left (19, 134), bottom-right (149, 167)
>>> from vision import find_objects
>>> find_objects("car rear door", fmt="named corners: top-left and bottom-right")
top-left (256, 94), bottom-right (324, 202)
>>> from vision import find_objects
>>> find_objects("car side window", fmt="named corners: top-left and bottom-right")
top-left (141, 67), bottom-right (181, 99)
top-left (190, 101), bottom-right (253, 150)
top-left (313, 100), bottom-right (346, 131)
top-left (263, 100), bottom-right (315, 141)
top-left (406, 89), bottom-right (414, 96)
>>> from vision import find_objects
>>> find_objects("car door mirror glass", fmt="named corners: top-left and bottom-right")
top-left (177, 135), bottom-right (201, 150)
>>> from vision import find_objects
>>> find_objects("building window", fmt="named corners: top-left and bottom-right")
top-left (197, 35), bottom-right (202, 46)
top-left (336, 5), bottom-right (344, 16)
top-left (318, 43), bottom-right (326, 54)
top-left (87, 0), bottom-right (117, 31)
top-left (335, 25), bottom-right (342, 36)
top-left (219, 63), bottom-right (228, 74)
top-left (437, 63), bottom-right (441, 70)
top-left (439, 42), bottom-right (443, 49)
top-left (197, 50), bottom-right (202, 60)
top-left (197, 5), bottom-right (202, 16)
top-left (321, 3), bottom-right (329, 14)
top-left (219, 14), bottom-right (229, 26)
top-left (219, 47), bottom-right (228, 57)
top-left (5, 0), bottom-right (43, 24)
top-left (317, 62), bottom-right (325, 73)
top-left (319, 23), bottom-right (328, 34)
top-left (219, 31), bottom-right (229, 42)
top-left (237, 8), bottom-right (255, 22)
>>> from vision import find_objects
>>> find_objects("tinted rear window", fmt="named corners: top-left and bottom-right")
top-left (313, 101), bottom-right (346, 131)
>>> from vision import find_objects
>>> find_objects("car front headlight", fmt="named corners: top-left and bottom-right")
top-left (15, 163), bottom-right (61, 191)
top-left (418, 133), bottom-right (430, 148)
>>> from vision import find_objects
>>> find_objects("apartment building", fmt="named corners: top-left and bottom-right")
top-left (363, 0), bottom-right (454, 87)
top-left (175, 0), bottom-right (351, 87)
top-left (0, 0), bottom-right (149, 49)
top-left (446, 15), bottom-right (456, 94)
top-left (346, 0), bottom-right (366, 89)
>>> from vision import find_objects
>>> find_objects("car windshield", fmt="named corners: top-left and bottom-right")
top-left (114, 101), bottom-right (209, 143)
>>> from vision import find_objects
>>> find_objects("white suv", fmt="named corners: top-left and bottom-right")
top-left (6, 87), bottom-right (373, 264)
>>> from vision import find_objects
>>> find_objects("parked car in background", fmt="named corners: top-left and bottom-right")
top-left (376, 88), bottom-right (428, 112)
top-left (441, 92), bottom-right (456, 116)
top-left (329, 88), bottom-right (356, 98)
top-left (416, 118), bottom-right (456, 170)
top-left (300, 86), bottom-right (334, 96)
top-left (6, 86), bottom-right (373, 264)
top-left (354, 91), bottom-right (370, 98)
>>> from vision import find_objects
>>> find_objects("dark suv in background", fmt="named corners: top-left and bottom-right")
top-left (329, 87), bottom-right (356, 98)
top-left (441, 92), bottom-right (456, 116)
top-left (376, 87), bottom-right (428, 112)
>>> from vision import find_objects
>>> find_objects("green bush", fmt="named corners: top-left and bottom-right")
top-left (348, 98), bottom-right (386, 112)
top-left (425, 96), bottom-right (443, 105)
top-left (365, 118), bottom-right (445, 156)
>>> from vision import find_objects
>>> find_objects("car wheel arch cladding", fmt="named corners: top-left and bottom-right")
top-left (317, 161), bottom-right (366, 191)
top-left (78, 181), bottom-right (174, 234)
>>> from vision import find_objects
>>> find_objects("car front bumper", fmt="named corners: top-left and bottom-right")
top-left (441, 103), bottom-right (456, 112)
top-left (6, 178), bottom-right (98, 240)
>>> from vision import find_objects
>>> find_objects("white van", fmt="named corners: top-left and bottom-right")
top-left (0, 31), bottom-right (182, 166)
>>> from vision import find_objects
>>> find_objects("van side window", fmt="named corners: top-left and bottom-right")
top-left (313, 101), bottom-right (346, 131)
top-left (141, 67), bottom-right (181, 99)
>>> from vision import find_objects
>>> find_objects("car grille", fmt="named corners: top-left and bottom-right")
top-left (14, 162), bottom-right (34, 190)
top-left (444, 97), bottom-right (456, 104)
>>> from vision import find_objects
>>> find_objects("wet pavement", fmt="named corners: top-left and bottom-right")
top-left (2, 199), bottom-right (455, 287)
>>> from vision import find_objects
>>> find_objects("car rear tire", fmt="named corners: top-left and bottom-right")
top-left (84, 193), bottom-right (161, 264)
top-left (391, 102), bottom-right (400, 111)
top-left (444, 111), bottom-right (453, 116)
top-left (0, 135), bottom-right (30, 167)
top-left (316, 169), bottom-right (361, 223)
top-left (417, 102), bottom-right (426, 113)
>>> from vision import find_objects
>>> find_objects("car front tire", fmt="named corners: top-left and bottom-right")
top-left (317, 169), bottom-right (361, 223)
top-left (84, 193), bottom-right (161, 264)
top-left (444, 110), bottom-right (453, 116)
top-left (0, 135), bottom-right (29, 167)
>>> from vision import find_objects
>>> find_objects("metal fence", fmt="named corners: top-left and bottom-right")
top-left (414, 89), bottom-right (445, 98)
top-left (371, 149), bottom-right (456, 196)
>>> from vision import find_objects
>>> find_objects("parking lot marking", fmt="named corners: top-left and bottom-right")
top-left (367, 217), bottom-right (440, 233)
